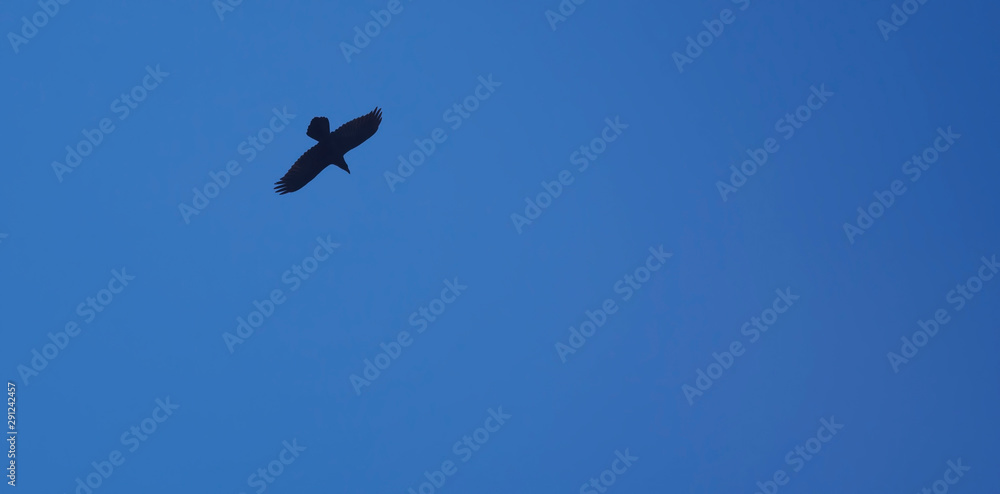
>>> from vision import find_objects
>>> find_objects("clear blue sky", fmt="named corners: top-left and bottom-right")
top-left (2, 0), bottom-right (999, 492)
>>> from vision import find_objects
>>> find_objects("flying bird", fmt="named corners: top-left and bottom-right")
top-left (274, 107), bottom-right (382, 194)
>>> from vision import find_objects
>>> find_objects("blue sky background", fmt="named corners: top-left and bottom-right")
top-left (2, 0), bottom-right (999, 492)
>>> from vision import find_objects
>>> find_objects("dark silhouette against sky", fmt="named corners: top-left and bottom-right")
top-left (274, 107), bottom-right (382, 194)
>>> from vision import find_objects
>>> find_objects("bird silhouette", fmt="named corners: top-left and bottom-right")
top-left (274, 108), bottom-right (382, 194)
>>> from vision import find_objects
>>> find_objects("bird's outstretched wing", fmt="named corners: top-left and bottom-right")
top-left (306, 117), bottom-right (330, 141)
top-left (330, 108), bottom-right (382, 153)
top-left (274, 146), bottom-right (326, 195)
